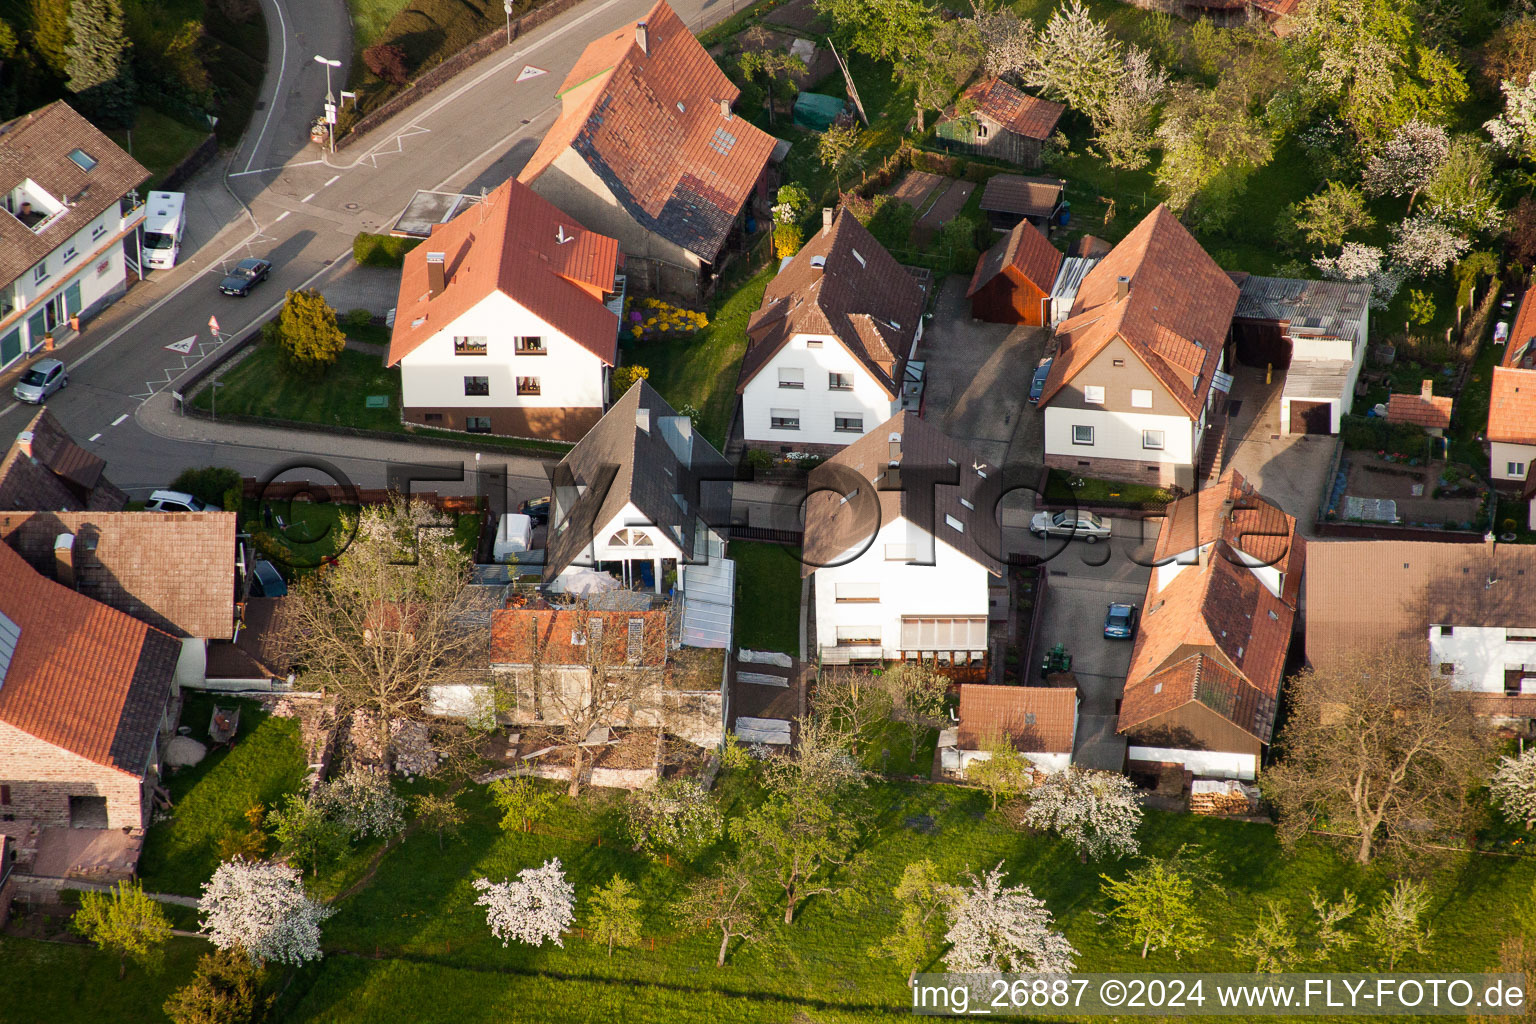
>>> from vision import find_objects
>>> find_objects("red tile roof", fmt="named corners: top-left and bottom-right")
top-left (1492, 291), bottom-right (1536, 445)
top-left (968, 220), bottom-right (1063, 298)
top-left (955, 78), bottom-right (1065, 141)
top-left (1385, 381), bottom-right (1453, 430)
top-left (957, 684), bottom-right (1075, 754)
top-left (1154, 470), bottom-right (1303, 601)
top-left (387, 178), bottom-right (620, 367)
top-left (0, 409), bottom-right (126, 512)
top-left (517, 0), bottom-right (776, 264)
top-left (1039, 205), bottom-right (1237, 419)
top-left (0, 541), bottom-right (178, 773)
top-left (490, 607), bottom-right (668, 666)
top-left (738, 209), bottom-right (927, 398)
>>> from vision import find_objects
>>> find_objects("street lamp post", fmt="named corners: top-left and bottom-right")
top-left (314, 55), bottom-right (342, 154)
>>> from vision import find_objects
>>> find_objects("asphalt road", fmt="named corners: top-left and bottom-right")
top-left (0, 0), bottom-right (752, 498)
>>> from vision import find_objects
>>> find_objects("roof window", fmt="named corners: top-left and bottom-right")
top-left (67, 148), bottom-right (97, 172)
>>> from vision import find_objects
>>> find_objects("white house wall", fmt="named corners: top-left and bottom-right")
top-left (1430, 625), bottom-right (1536, 694)
top-left (399, 291), bottom-right (607, 411)
top-left (742, 332), bottom-right (899, 447)
top-left (942, 747), bottom-right (1070, 774)
top-left (1128, 744), bottom-right (1256, 781)
top-left (1491, 441), bottom-right (1536, 482)
top-left (1043, 407), bottom-right (1196, 465)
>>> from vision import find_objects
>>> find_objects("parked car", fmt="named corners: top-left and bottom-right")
top-left (219, 257), bottom-right (272, 297)
top-left (517, 495), bottom-right (551, 526)
top-left (1104, 602), bottom-right (1139, 640)
top-left (1030, 509), bottom-right (1111, 542)
top-left (144, 489), bottom-right (222, 513)
top-left (12, 358), bottom-right (68, 403)
top-left (1028, 358), bottom-right (1053, 404)
top-left (250, 559), bottom-right (288, 598)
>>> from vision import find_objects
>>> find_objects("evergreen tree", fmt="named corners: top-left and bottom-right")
top-left (275, 290), bottom-right (347, 370)
top-left (65, 0), bottom-right (135, 128)
top-left (28, 0), bottom-right (74, 78)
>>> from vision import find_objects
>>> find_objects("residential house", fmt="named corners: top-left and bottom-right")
top-left (805, 411), bottom-right (1002, 666)
top-left (967, 220), bottom-right (1063, 326)
top-left (517, 0), bottom-right (777, 296)
top-left (942, 683), bottom-right (1077, 775)
top-left (0, 102), bottom-right (150, 371)
top-left (387, 178), bottom-right (623, 441)
top-left (1306, 540), bottom-right (1536, 724)
top-left (1119, 472), bottom-right (1304, 780)
top-left (1490, 289), bottom-right (1536, 483)
top-left (738, 208), bottom-right (928, 453)
top-left (0, 541), bottom-right (180, 855)
top-left (1037, 205), bottom-right (1239, 490)
top-left (934, 79), bottom-right (1065, 169)
top-left (976, 174), bottom-right (1066, 234)
top-left (0, 409), bottom-right (127, 512)
top-left (1385, 380), bottom-right (1454, 436)
top-left (541, 380), bottom-right (735, 647)
top-left (1231, 274), bottom-right (1371, 436)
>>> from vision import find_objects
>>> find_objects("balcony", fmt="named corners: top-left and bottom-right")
top-left (4, 180), bottom-right (65, 234)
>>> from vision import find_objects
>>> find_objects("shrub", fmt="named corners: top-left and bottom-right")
top-left (352, 232), bottom-right (422, 268)
top-left (344, 307), bottom-right (374, 328)
top-left (363, 42), bottom-right (409, 86)
top-left (612, 364), bottom-right (649, 396)
top-left (745, 449), bottom-right (776, 470)
top-left (170, 466), bottom-right (243, 508)
top-left (774, 222), bottom-right (803, 259)
top-left (275, 290), bottom-right (346, 370)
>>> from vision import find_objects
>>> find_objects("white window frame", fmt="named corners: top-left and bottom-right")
top-left (769, 408), bottom-right (800, 431)
top-left (833, 413), bottom-right (863, 433)
top-left (1071, 424), bottom-right (1094, 446)
top-left (1142, 429), bottom-right (1165, 450)
top-left (1510, 462), bottom-right (1527, 478)
top-left (778, 366), bottom-right (804, 389)
top-left (1130, 388), bottom-right (1152, 408)
top-left (1082, 385), bottom-right (1105, 405)
top-left (834, 582), bottom-right (880, 603)
top-left (828, 372), bottom-right (853, 391)
top-left (32, 261), bottom-right (48, 284)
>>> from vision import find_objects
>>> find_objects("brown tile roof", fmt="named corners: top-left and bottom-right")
top-left (0, 409), bottom-right (126, 512)
top-left (1489, 366), bottom-right (1536, 445)
top-left (0, 102), bottom-right (150, 290)
top-left (387, 178), bottom-right (620, 367)
top-left (1304, 540), bottom-right (1536, 675)
top-left (0, 510), bottom-right (236, 639)
top-left (517, 0), bottom-right (776, 264)
top-left (957, 684), bottom-right (1076, 754)
top-left (968, 219), bottom-right (1063, 298)
top-left (954, 79), bottom-right (1065, 141)
top-left (803, 411), bottom-right (1002, 578)
top-left (1506, 289), bottom-right (1536, 370)
top-left (1118, 472), bottom-right (1302, 744)
top-left (0, 541), bottom-right (178, 773)
top-left (1069, 235), bottom-right (1112, 259)
top-left (490, 607), bottom-right (668, 666)
top-left (1039, 205), bottom-right (1237, 419)
top-left (1248, 0), bottom-right (1302, 15)
top-left (738, 209), bottom-right (927, 397)
top-left (1386, 382), bottom-right (1453, 430)
top-left (977, 174), bottom-right (1066, 219)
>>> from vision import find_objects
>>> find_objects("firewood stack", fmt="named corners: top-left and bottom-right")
top-left (1189, 780), bottom-right (1254, 815)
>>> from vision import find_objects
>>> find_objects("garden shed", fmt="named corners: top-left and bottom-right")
top-left (792, 93), bottom-right (846, 131)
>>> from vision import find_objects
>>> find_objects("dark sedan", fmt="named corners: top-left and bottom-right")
top-left (1029, 357), bottom-right (1053, 404)
top-left (517, 495), bottom-right (551, 526)
top-left (219, 257), bottom-right (272, 297)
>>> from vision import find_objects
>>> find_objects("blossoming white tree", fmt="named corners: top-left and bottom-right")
top-left (198, 858), bottom-right (334, 965)
top-left (1314, 242), bottom-right (1405, 309)
top-left (315, 765), bottom-right (407, 841)
top-left (1388, 215), bottom-right (1471, 277)
top-left (1491, 748), bottom-right (1536, 829)
top-left (943, 863), bottom-right (1077, 973)
top-left (1485, 72), bottom-right (1536, 162)
top-left (1361, 121), bottom-right (1450, 212)
top-left (624, 778), bottom-right (723, 859)
top-left (473, 858), bottom-right (576, 948)
top-left (1022, 766), bottom-right (1142, 861)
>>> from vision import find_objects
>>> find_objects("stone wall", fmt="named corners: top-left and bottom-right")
top-left (0, 722), bottom-right (147, 831)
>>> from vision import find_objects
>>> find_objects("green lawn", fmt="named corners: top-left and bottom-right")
top-left (240, 499), bottom-right (481, 574)
top-left (0, 937), bottom-right (208, 1024)
top-left (730, 541), bottom-right (802, 656)
top-left (1044, 469), bottom-right (1175, 507)
top-left (137, 695), bottom-right (307, 896)
top-left (106, 107), bottom-right (209, 187)
top-left (347, 0), bottom-right (415, 55)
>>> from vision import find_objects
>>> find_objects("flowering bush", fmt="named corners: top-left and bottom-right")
top-left (198, 859), bottom-right (333, 965)
top-left (473, 859), bottom-right (575, 948)
top-left (627, 297), bottom-right (708, 341)
top-left (624, 778), bottom-right (724, 859)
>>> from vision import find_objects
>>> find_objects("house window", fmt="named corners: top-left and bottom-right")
top-left (1439, 662), bottom-right (1456, 676)
top-left (1507, 630), bottom-right (1536, 642)
top-left (1510, 462), bottom-right (1527, 478)
top-left (806, 339), bottom-right (823, 348)
top-left (514, 336), bottom-right (545, 354)
top-left (835, 582), bottom-right (880, 603)
top-left (1113, 359), bottom-right (1125, 367)
top-left (770, 409), bottom-right (800, 430)
top-left (945, 513), bottom-right (964, 532)
top-left (67, 148), bottom-right (97, 171)
top-left (828, 372), bottom-right (853, 391)
top-left (464, 376), bottom-right (489, 396)
top-left (454, 336), bottom-right (487, 356)
top-left (778, 367), bottom-right (804, 389)
top-left (1131, 389), bottom-right (1152, 408)
top-left (0, 784), bottom-right (8, 804)
top-left (834, 413), bottom-right (863, 433)
top-left (1142, 429), bottom-right (1165, 450)
top-left (1083, 385), bottom-right (1105, 404)
top-left (91, 221), bottom-right (107, 240)
top-left (516, 377), bottom-right (541, 396)
top-left (835, 626), bottom-right (881, 645)
top-left (1440, 626), bottom-right (1454, 636)
top-left (466, 416), bottom-right (492, 433)
top-left (976, 122), bottom-right (990, 139)
top-left (33, 261), bottom-right (48, 284)
top-left (61, 244), bottom-right (78, 265)
top-left (424, 413), bottom-right (443, 423)
top-left (1072, 424), bottom-right (1094, 445)
top-left (960, 497), bottom-right (974, 510)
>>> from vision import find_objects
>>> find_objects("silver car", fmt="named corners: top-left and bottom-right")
top-left (12, 357), bottom-right (67, 403)
top-left (1030, 509), bottom-right (1112, 543)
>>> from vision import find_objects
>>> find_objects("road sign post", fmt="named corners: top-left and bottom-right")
top-left (208, 314), bottom-right (220, 337)
top-left (505, 1), bottom-right (513, 43)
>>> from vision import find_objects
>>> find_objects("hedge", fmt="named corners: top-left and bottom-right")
top-left (1338, 414), bottom-right (1437, 456)
top-left (353, 232), bottom-right (423, 268)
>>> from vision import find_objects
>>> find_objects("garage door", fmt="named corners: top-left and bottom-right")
top-left (1291, 400), bottom-right (1332, 435)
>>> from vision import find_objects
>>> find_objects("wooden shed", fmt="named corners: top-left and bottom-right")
top-left (934, 79), bottom-right (1065, 169)
top-left (966, 221), bottom-right (1064, 326)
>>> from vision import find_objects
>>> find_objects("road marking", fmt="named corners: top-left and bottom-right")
top-left (241, 0), bottom-right (290, 174)
top-left (111, 413), bottom-right (128, 426)
top-left (166, 336), bottom-right (198, 354)
top-left (301, 192), bottom-right (315, 203)
top-left (516, 65), bottom-right (547, 82)
top-left (229, 159), bottom-right (325, 178)
top-left (323, 175), bottom-right (340, 187)
top-left (88, 433), bottom-right (101, 442)
top-left (275, 211), bottom-right (290, 222)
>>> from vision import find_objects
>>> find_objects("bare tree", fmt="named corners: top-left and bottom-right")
top-left (1264, 644), bottom-right (1492, 864)
top-left (811, 668), bottom-right (893, 755)
top-left (677, 858), bottom-right (764, 967)
top-left (271, 498), bottom-right (485, 770)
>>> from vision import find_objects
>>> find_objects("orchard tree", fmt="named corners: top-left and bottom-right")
top-left (275, 290), bottom-right (346, 370)
top-left (413, 791), bottom-right (468, 850)
top-left (1235, 890), bottom-right (1358, 972)
top-left (1505, 196), bottom-right (1536, 271)
top-left (623, 777), bottom-right (723, 859)
top-left (1094, 46), bottom-right (1168, 171)
top-left (678, 858), bottom-right (763, 968)
top-left (1491, 748), bottom-right (1536, 829)
top-left (871, 859), bottom-right (959, 983)
top-left (1424, 136), bottom-right (1502, 234)
top-left (1486, 72), bottom-right (1536, 163)
top-left (895, 18), bottom-right (975, 133)
top-left (1364, 880), bottom-right (1433, 969)
top-left (1154, 84), bottom-right (1273, 228)
top-left (473, 858), bottom-right (576, 948)
top-left (198, 859), bottom-right (333, 965)
top-left (1362, 120), bottom-right (1450, 212)
top-left (966, 736), bottom-right (1033, 811)
top-left (64, 0), bottom-right (135, 127)
top-left (30, 0), bottom-right (74, 77)
top-left (944, 863), bottom-right (1077, 973)
top-left (163, 948), bottom-right (272, 1024)
top-left (1314, 242), bottom-right (1405, 309)
top-left (72, 880), bottom-right (171, 979)
top-left (738, 48), bottom-right (806, 125)
top-left (1389, 215), bottom-right (1470, 277)
top-left (815, 0), bottom-right (937, 63)
top-left (489, 776), bottom-right (557, 834)
top-left (812, 668), bottom-right (893, 754)
top-left (1099, 852), bottom-right (1207, 959)
top-left (315, 765), bottom-right (407, 841)
top-left (1482, 18), bottom-right (1536, 89)
top-left (589, 874), bottom-right (643, 956)
top-left (1023, 766), bottom-right (1142, 861)
top-left (1264, 644), bottom-right (1491, 864)
top-left (817, 123), bottom-right (863, 191)
top-left (1289, 182), bottom-right (1376, 251)
top-left (266, 793), bottom-right (348, 876)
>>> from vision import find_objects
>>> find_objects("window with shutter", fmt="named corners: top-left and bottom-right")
top-left (628, 618), bottom-right (644, 663)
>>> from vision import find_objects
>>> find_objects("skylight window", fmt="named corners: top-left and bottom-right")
top-left (0, 609), bottom-right (18, 693)
top-left (67, 148), bottom-right (97, 172)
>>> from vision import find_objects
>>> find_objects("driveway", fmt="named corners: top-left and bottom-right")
top-left (1219, 363), bottom-right (1340, 537)
top-left (917, 276), bottom-right (1046, 470)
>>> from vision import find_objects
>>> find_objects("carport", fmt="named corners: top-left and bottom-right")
top-left (1280, 360), bottom-right (1353, 435)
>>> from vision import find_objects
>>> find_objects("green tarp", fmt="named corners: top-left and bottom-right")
top-left (793, 92), bottom-right (846, 132)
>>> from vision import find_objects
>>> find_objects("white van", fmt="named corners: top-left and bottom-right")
top-left (143, 191), bottom-right (186, 270)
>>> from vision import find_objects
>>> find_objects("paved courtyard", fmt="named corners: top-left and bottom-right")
top-left (1220, 364), bottom-right (1340, 536)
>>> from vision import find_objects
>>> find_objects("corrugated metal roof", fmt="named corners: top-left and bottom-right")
top-left (1280, 360), bottom-right (1353, 400)
top-left (1235, 275), bottom-right (1370, 347)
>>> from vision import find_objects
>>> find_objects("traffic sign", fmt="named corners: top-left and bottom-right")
top-left (166, 336), bottom-right (197, 354)
top-left (516, 65), bottom-right (547, 82)
top-left (208, 315), bottom-right (220, 334)
top-left (325, 102), bottom-right (337, 125)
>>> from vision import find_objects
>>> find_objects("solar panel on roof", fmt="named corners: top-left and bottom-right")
top-left (708, 126), bottom-right (737, 155)
top-left (0, 609), bottom-right (17, 693)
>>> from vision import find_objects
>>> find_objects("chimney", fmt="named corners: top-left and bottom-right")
top-left (720, 98), bottom-right (731, 120)
top-left (822, 208), bottom-right (833, 237)
top-left (1420, 379), bottom-right (1434, 400)
top-left (54, 532), bottom-right (75, 589)
top-left (1116, 275), bottom-right (1130, 300)
top-left (14, 429), bottom-right (33, 459)
top-left (888, 431), bottom-right (902, 463)
top-left (635, 21), bottom-right (649, 54)
top-left (425, 252), bottom-right (446, 298)
top-left (1198, 542), bottom-right (1210, 569)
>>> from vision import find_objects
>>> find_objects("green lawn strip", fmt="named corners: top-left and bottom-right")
top-left (203, 0), bottom-right (270, 145)
top-left (137, 695), bottom-right (307, 896)
top-left (729, 541), bottom-right (802, 656)
top-left (347, 0), bottom-right (415, 55)
top-left (857, 718), bottom-right (939, 778)
top-left (240, 499), bottom-right (480, 575)
top-left (1044, 470), bottom-right (1173, 507)
top-left (0, 937), bottom-right (207, 1024)
top-left (641, 267), bottom-right (772, 450)
top-left (106, 107), bottom-right (209, 188)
